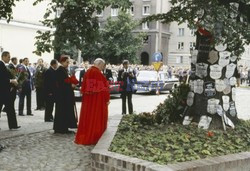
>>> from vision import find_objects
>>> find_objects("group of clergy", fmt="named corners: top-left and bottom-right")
top-left (0, 51), bottom-right (135, 146)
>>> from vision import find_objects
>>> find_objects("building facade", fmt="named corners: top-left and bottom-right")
top-left (0, 0), bottom-right (53, 64)
top-left (97, 0), bottom-right (171, 65)
top-left (167, 22), bottom-right (196, 68)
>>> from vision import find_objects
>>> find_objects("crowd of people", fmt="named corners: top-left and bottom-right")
top-left (1, 51), bottom-right (250, 149)
top-left (0, 52), bottom-right (140, 148)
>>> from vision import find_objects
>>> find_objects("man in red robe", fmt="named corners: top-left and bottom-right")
top-left (75, 58), bottom-right (110, 145)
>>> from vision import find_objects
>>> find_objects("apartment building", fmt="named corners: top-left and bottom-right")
top-left (97, 0), bottom-right (171, 65)
top-left (167, 22), bottom-right (196, 68)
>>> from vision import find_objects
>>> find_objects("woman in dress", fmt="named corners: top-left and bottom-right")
top-left (53, 56), bottom-right (77, 133)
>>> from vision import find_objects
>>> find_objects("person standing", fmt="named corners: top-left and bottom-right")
top-left (53, 56), bottom-right (77, 133)
top-left (8, 57), bottom-right (18, 115)
top-left (44, 59), bottom-right (58, 122)
top-left (248, 68), bottom-right (250, 86)
top-left (118, 60), bottom-right (136, 115)
top-left (103, 63), bottom-right (113, 81)
top-left (75, 58), bottom-right (110, 145)
top-left (34, 59), bottom-right (47, 110)
top-left (18, 58), bottom-right (33, 116)
top-left (0, 51), bottom-right (20, 129)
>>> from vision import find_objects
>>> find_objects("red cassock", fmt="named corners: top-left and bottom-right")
top-left (75, 66), bottom-right (110, 145)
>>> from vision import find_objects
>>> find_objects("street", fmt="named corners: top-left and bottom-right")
top-left (0, 88), bottom-right (249, 170)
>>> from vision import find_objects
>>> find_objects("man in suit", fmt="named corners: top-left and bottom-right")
top-left (34, 58), bottom-right (47, 110)
top-left (118, 60), bottom-right (136, 114)
top-left (44, 59), bottom-right (58, 122)
top-left (103, 64), bottom-right (113, 81)
top-left (18, 58), bottom-right (33, 116)
top-left (0, 51), bottom-right (20, 129)
top-left (8, 57), bottom-right (18, 115)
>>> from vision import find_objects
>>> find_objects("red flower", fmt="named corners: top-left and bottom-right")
top-left (64, 75), bottom-right (79, 85)
top-left (207, 131), bottom-right (214, 137)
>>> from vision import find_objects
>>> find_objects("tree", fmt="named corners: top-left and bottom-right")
top-left (0, 0), bottom-right (18, 21)
top-left (144, 0), bottom-right (250, 129)
top-left (33, 0), bottom-right (132, 60)
top-left (98, 11), bottom-right (145, 64)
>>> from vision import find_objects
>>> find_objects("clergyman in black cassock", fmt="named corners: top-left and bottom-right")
top-left (44, 59), bottom-right (58, 122)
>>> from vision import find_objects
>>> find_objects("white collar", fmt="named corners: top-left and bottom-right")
top-left (10, 62), bottom-right (16, 67)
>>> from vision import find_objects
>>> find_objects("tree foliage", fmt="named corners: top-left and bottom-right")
top-left (97, 12), bottom-right (145, 64)
top-left (144, 0), bottom-right (250, 56)
top-left (0, 0), bottom-right (19, 21)
top-left (33, 0), bottom-right (131, 58)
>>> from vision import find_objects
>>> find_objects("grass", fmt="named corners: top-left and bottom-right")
top-left (109, 114), bottom-right (250, 165)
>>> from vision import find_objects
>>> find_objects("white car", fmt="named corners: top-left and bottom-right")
top-left (134, 70), bottom-right (178, 94)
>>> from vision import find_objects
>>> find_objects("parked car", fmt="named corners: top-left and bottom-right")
top-left (73, 68), bottom-right (120, 98)
top-left (134, 70), bottom-right (178, 94)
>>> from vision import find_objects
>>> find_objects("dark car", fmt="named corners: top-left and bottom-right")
top-left (134, 70), bottom-right (178, 94)
top-left (73, 68), bottom-right (120, 98)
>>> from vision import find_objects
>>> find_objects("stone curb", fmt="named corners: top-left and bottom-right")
top-left (91, 115), bottom-right (250, 171)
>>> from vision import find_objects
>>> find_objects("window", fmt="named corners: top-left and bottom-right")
top-left (111, 8), bottom-right (119, 16)
top-left (189, 42), bottom-right (196, 50)
top-left (176, 56), bottom-right (183, 64)
top-left (190, 29), bottom-right (196, 36)
top-left (96, 10), bottom-right (103, 17)
top-left (143, 5), bottom-right (150, 15)
top-left (177, 42), bottom-right (184, 50)
top-left (143, 36), bottom-right (149, 44)
top-left (142, 22), bottom-right (149, 30)
top-left (178, 28), bottom-right (184, 36)
top-left (130, 6), bottom-right (134, 16)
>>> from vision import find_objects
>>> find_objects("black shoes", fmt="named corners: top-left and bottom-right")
top-left (45, 119), bottom-right (53, 122)
top-left (35, 107), bottom-right (45, 111)
top-left (9, 126), bottom-right (21, 130)
top-left (27, 114), bottom-right (34, 116)
top-left (19, 114), bottom-right (24, 116)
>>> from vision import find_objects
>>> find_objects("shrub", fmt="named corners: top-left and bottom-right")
top-left (154, 84), bottom-right (190, 124)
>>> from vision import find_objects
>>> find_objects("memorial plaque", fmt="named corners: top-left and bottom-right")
top-left (210, 64), bottom-right (223, 79)
top-left (229, 101), bottom-right (237, 117)
top-left (219, 53), bottom-right (230, 67)
top-left (198, 115), bottom-right (212, 129)
top-left (232, 87), bottom-right (236, 101)
top-left (230, 77), bottom-right (237, 86)
top-left (219, 51), bottom-right (231, 59)
top-left (222, 95), bottom-right (230, 111)
top-left (191, 50), bottom-right (198, 64)
top-left (194, 79), bottom-right (204, 94)
top-left (216, 105), bottom-right (224, 116)
top-left (196, 63), bottom-right (208, 78)
top-left (208, 50), bottom-right (219, 64)
top-left (189, 80), bottom-right (195, 92)
top-left (190, 66), bottom-right (196, 79)
top-left (187, 92), bottom-right (195, 106)
top-left (215, 44), bottom-right (227, 52)
top-left (204, 82), bottom-right (216, 97)
top-left (207, 98), bottom-right (220, 114)
top-left (224, 115), bottom-right (235, 128)
top-left (226, 63), bottom-right (236, 78)
top-left (215, 79), bottom-right (226, 92)
top-left (230, 55), bottom-right (237, 62)
top-left (183, 116), bottom-right (193, 125)
top-left (223, 79), bottom-right (231, 94)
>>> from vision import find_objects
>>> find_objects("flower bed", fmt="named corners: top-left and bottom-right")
top-left (109, 114), bottom-right (250, 165)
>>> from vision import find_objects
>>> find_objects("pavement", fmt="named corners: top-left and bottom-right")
top-left (0, 88), bottom-right (249, 171)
